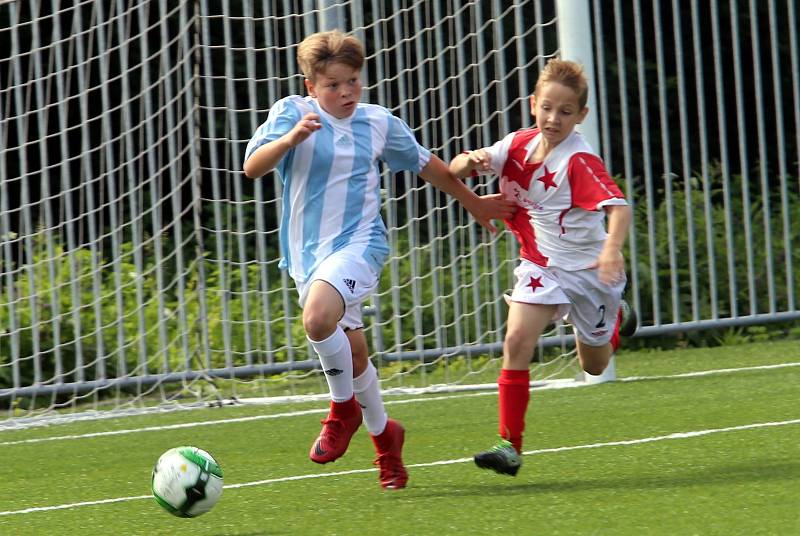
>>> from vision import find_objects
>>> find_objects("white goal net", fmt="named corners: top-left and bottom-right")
top-left (0, 0), bottom-right (578, 424)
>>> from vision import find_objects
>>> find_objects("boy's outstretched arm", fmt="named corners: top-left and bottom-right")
top-left (596, 204), bottom-right (632, 285)
top-left (419, 154), bottom-right (515, 234)
top-left (243, 113), bottom-right (322, 178)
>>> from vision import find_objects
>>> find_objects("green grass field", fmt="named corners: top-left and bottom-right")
top-left (1, 340), bottom-right (799, 535)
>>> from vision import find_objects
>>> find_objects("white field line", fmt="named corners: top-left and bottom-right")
top-left (0, 393), bottom-right (500, 447)
top-left (618, 361), bottom-right (800, 382)
top-left (1, 417), bottom-right (799, 517)
top-left (1, 362), bottom-right (799, 447)
top-left (8, 361), bottom-right (800, 432)
top-left (0, 386), bottom-right (579, 447)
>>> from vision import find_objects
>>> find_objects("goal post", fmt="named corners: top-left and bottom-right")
top-left (555, 0), bottom-right (617, 384)
top-left (0, 0), bottom-right (587, 423)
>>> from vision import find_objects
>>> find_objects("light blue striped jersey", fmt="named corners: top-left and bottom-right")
top-left (244, 96), bottom-right (431, 283)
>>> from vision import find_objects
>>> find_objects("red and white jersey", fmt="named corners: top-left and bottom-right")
top-left (483, 128), bottom-right (627, 270)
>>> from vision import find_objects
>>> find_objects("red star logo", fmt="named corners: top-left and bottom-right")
top-left (537, 166), bottom-right (557, 190)
top-left (527, 275), bottom-right (544, 292)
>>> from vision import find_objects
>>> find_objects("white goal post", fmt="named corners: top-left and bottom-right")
top-left (0, 0), bottom-right (599, 423)
top-left (5, 0), bottom-right (800, 425)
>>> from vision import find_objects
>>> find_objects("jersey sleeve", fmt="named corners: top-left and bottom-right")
top-left (243, 97), bottom-right (303, 168)
top-left (381, 114), bottom-right (431, 173)
top-left (567, 152), bottom-right (627, 210)
top-left (481, 132), bottom-right (515, 175)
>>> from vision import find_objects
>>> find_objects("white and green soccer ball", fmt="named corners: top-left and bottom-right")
top-left (151, 446), bottom-right (224, 517)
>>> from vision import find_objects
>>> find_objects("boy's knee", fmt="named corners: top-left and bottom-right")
top-left (577, 339), bottom-right (613, 376)
top-left (303, 310), bottom-right (337, 341)
top-left (503, 330), bottom-right (535, 366)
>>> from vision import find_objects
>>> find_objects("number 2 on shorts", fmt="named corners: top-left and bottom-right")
top-left (595, 304), bottom-right (606, 329)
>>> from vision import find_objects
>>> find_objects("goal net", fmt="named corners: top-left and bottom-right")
top-left (0, 0), bottom-right (578, 424)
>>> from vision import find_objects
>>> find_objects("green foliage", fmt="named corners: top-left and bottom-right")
top-left (0, 229), bottom-right (306, 390)
top-left (374, 228), bottom-right (515, 356)
top-left (626, 164), bottom-right (800, 348)
top-left (1, 166), bottom-right (798, 392)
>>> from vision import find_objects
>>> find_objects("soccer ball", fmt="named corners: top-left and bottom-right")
top-left (151, 446), bottom-right (224, 517)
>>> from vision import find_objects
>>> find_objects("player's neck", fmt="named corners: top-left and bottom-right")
top-left (529, 140), bottom-right (556, 163)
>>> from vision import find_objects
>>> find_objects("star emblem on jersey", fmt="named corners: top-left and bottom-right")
top-left (537, 165), bottom-right (557, 190)
top-left (343, 278), bottom-right (356, 293)
top-left (527, 275), bottom-right (544, 292)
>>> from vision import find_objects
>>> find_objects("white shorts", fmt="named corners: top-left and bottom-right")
top-left (507, 259), bottom-right (626, 346)
top-left (296, 247), bottom-right (380, 330)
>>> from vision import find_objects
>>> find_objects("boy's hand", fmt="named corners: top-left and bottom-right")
top-left (595, 205), bottom-right (631, 285)
top-left (594, 246), bottom-right (626, 285)
top-left (465, 149), bottom-right (492, 173)
top-left (448, 148), bottom-right (492, 178)
top-left (286, 113), bottom-right (322, 146)
top-left (466, 193), bottom-right (516, 234)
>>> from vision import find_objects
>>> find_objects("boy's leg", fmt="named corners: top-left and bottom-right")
top-left (498, 301), bottom-right (556, 451)
top-left (304, 280), bottom-right (355, 401)
top-left (555, 266), bottom-right (627, 377)
top-left (576, 339), bottom-right (613, 376)
top-left (349, 330), bottom-right (387, 434)
top-left (349, 330), bottom-right (408, 489)
top-left (585, 300), bottom-right (637, 383)
top-left (474, 300), bottom-right (558, 476)
top-left (304, 280), bottom-right (362, 464)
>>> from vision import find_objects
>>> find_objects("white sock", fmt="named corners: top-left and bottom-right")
top-left (353, 362), bottom-right (387, 435)
top-left (308, 328), bottom-right (353, 402)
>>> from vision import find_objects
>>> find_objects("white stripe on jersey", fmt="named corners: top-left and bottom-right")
top-left (346, 109), bottom-right (386, 252)
top-left (572, 154), bottom-right (620, 199)
top-left (315, 112), bottom-right (356, 264)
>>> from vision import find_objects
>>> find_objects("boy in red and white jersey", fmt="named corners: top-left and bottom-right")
top-left (449, 58), bottom-right (634, 476)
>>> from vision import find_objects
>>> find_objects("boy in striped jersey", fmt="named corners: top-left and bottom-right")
top-left (449, 59), bottom-right (634, 477)
top-left (243, 30), bottom-right (515, 489)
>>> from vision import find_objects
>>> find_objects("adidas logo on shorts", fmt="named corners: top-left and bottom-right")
top-left (343, 278), bottom-right (356, 293)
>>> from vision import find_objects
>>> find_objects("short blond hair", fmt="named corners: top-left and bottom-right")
top-left (296, 30), bottom-right (365, 80)
top-left (534, 58), bottom-right (589, 109)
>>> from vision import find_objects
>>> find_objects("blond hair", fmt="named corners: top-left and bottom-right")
top-left (296, 30), bottom-right (365, 80)
top-left (534, 59), bottom-right (589, 109)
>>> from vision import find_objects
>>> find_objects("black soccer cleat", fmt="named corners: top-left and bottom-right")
top-left (618, 299), bottom-right (638, 337)
top-left (473, 439), bottom-right (522, 476)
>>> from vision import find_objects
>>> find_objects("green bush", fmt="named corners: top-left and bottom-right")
top-left (1, 168), bottom-right (798, 390)
top-left (626, 165), bottom-right (800, 347)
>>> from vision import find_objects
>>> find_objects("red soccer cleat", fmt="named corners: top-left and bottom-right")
top-left (309, 396), bottom-right (362, 464)
top-left (371, 418), bottom-right (408, 489)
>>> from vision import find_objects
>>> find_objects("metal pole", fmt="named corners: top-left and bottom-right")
top-left (555, 0), bottom-right (600, 152)
top-left (317, 0), bottom-right (344, 31)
